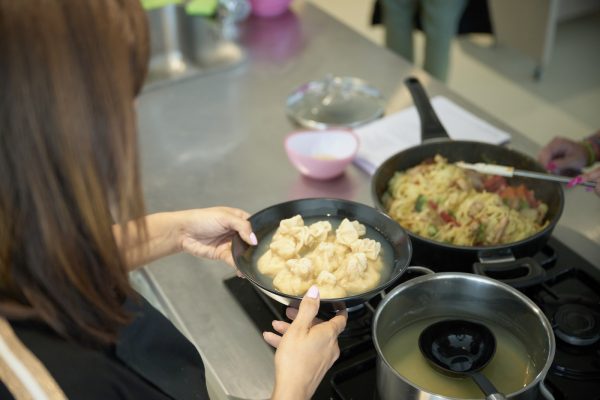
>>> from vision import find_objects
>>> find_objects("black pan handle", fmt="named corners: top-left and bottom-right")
top-left (473, 257), bottom-right (546, 289)
top-left (404, 77), bottom-right (450, 142)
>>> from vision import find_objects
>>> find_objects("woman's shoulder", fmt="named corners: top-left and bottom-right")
top-left (1, 318), bottom-right (172, 400)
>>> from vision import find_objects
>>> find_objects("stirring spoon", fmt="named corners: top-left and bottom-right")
top-left (456, 161), bottom-right (596, 188)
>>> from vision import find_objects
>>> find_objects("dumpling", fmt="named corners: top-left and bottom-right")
top-left (308, 221), bottom-right (332, 246)
top-left (351, 220), bottom-right (367, 236)
top-left (316, 271), bottom-right (347, 298)
top-left (257, 249), bottom-right (286, 277)
top-left (338, 253), bottom-right (381, 294)
top-left (291, 225), bottom-right (312, 250)
top-left (270, 236), bottom-right (298, 259)
top-left (273, 269), bottom-right (313, 295)
top-left (345, 252), bottom-right (368, 279)
top-left (272, 257), bottom-right (313, 295)
top-left (270, 215), bottom-right (312, 253)
top-left (334, 252), bottom-right (382, 294)
top-left (274, 215), bottom-right (304, 239)
top-left (308, 242), bottom-right (339, 274)
top-left (335, 219), bottom-right (359, 246)
top-left (272, 215), bottom-right (312, 252)
top-left (350, 238), bottom-right (381, 260)
top-left (342, 267), bottom-right (380, 294)
top-left (335, 218), bottom-right (364, 247)
top-left (334, 243), bottom-right (350, 260)
top-left (286, 257), bottom-right (313, 278)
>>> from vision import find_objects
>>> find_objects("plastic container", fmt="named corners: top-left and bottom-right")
top-left (249, 0), bottom-right (292, 18)
top-left (284, 129), bottom-right (359, 180)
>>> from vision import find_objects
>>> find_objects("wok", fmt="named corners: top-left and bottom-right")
top-left (231, 198), bottom-right (412, 313)
top-left (371, 77), bottom-right (564, 286)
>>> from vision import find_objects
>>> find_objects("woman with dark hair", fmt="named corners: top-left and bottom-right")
top-left (0, 1), bottom-right (346, 399)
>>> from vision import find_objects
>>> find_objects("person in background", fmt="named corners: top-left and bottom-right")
top-left (0, 1), bottom-right (346, 399)
top-left (538, 131), bottom-right (600, 197)
top-left (381, 0), bottom-right (468, 82)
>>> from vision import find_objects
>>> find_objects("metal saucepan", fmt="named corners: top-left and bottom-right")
top-left (373, 272), bottom-right (555, 400)
top-left (231, 198), bottom-right (412, 313)
top-left (371, 78), bottom-right (564, 285)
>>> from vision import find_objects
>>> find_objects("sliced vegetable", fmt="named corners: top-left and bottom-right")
top-left (440, 211), bottom-right (460, 226)
top-left (483, 175), bottom-right (507, 192)
top-left (427, 225), bottom-right (438, 237)
top-left (518, 199), bottom-right (529, 210)
top-left (498, 184), bottom-right (540, 209)
top-left (414, 194), bottom-right (426, 212)
top-left (475, 223), bottom-right (486, 244)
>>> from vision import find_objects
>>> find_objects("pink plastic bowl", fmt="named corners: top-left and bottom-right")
top-left (250, 0), bottom-right (292, 18)
top-left (284, 129), bottom-right (359, 180)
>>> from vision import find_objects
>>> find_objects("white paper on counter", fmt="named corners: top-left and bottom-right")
top-left (353, 96), bottom-right (512, 175)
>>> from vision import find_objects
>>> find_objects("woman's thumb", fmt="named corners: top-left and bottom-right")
top-left (294, 285), bottom-right (320, 329)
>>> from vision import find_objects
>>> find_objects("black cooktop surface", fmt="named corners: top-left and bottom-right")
top-left (225, 236), bottom-right (600, 400)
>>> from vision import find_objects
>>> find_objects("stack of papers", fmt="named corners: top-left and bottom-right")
top-left (353, 96), bottom-right (512, 175)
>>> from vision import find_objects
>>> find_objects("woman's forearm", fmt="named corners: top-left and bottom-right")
top-left (113, 212), bottom-right (184, 271)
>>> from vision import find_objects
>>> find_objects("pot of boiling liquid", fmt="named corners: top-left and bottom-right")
top-left (372, 272), bottom-right (555, 400)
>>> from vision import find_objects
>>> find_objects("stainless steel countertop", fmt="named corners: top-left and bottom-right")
top-left (135, 4), bottom-right (600, 399)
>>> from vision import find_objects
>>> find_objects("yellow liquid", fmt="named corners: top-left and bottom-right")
top-left (313, 154), bottom-right (337, 160)
top-left (382, 317), bottom-right (537, 399)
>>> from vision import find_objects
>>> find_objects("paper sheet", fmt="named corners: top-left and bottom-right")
top-left (353, 96), bottom-right (512, 175)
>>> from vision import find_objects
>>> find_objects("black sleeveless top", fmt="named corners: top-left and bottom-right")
top-left (0, 297), bottom-right (210, 400)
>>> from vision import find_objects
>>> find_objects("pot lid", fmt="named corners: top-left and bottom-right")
top-left (286, 75), bottom-right (386, 129)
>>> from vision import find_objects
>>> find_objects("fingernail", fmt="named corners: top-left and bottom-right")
top-left (566, 176), bottom-right (582, 188)
top-left (249, 232), bottom-right (258, 246)
top-left (306, 285), bottom-right (319, 299)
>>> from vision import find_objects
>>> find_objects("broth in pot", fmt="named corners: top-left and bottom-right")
top-left (373, 273), bottom-right (555, 400)
top-left (383, 317), bottom-right (536, 399)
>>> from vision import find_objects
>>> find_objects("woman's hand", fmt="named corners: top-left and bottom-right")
top-left (581, 167), bottom-right (600, 197)
top-left (114, 207), bottom-right (256, 271)
top-left (537, 136), bottom-right (600, 197)
top-left (263, 286), bottom-right (347, 400)
top-left (538, 136), bottom-right (588, 175)
top-left (177, 207), bottom-right (257, 267)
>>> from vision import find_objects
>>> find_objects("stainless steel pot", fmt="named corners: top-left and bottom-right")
top-left (373, 272), bottom-right (555, 400)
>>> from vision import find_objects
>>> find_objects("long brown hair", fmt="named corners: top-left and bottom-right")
top-left (0, 0), bottom-right (150, 345)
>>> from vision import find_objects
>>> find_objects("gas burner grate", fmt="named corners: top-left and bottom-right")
top-left (225, 237), bottom-right (600, 400)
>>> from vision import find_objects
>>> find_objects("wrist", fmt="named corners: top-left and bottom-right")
top-left (271, 382), bottom-right (308, 400)
top-left (171, 210), bottom-right (192, 253)
top-left (581, 136), bottom-right (600, 166)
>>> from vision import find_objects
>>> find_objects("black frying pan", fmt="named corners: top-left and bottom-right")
top-left (231, 198), bottom-right (412, 312)
top-left (371, 78), bottom-right (564, 287)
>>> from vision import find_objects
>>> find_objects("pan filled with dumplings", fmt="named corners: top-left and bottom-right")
top-left (231, 198), bottom-right (412, 312)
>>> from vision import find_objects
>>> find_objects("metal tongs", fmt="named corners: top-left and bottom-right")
top-left (456, 161), bottom-right (597, 188)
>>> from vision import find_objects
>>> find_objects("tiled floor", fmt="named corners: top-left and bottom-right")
top-left (304, 0), bottom-right (600, 148)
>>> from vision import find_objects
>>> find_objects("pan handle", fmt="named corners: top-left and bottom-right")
top-left (473, 257), bottom-right (547, 289)
top-left (404, 77), bottom-right (450, 142)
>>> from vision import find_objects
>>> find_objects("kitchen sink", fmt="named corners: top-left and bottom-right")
top-left (144, 4), bottom-right (245, 90)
